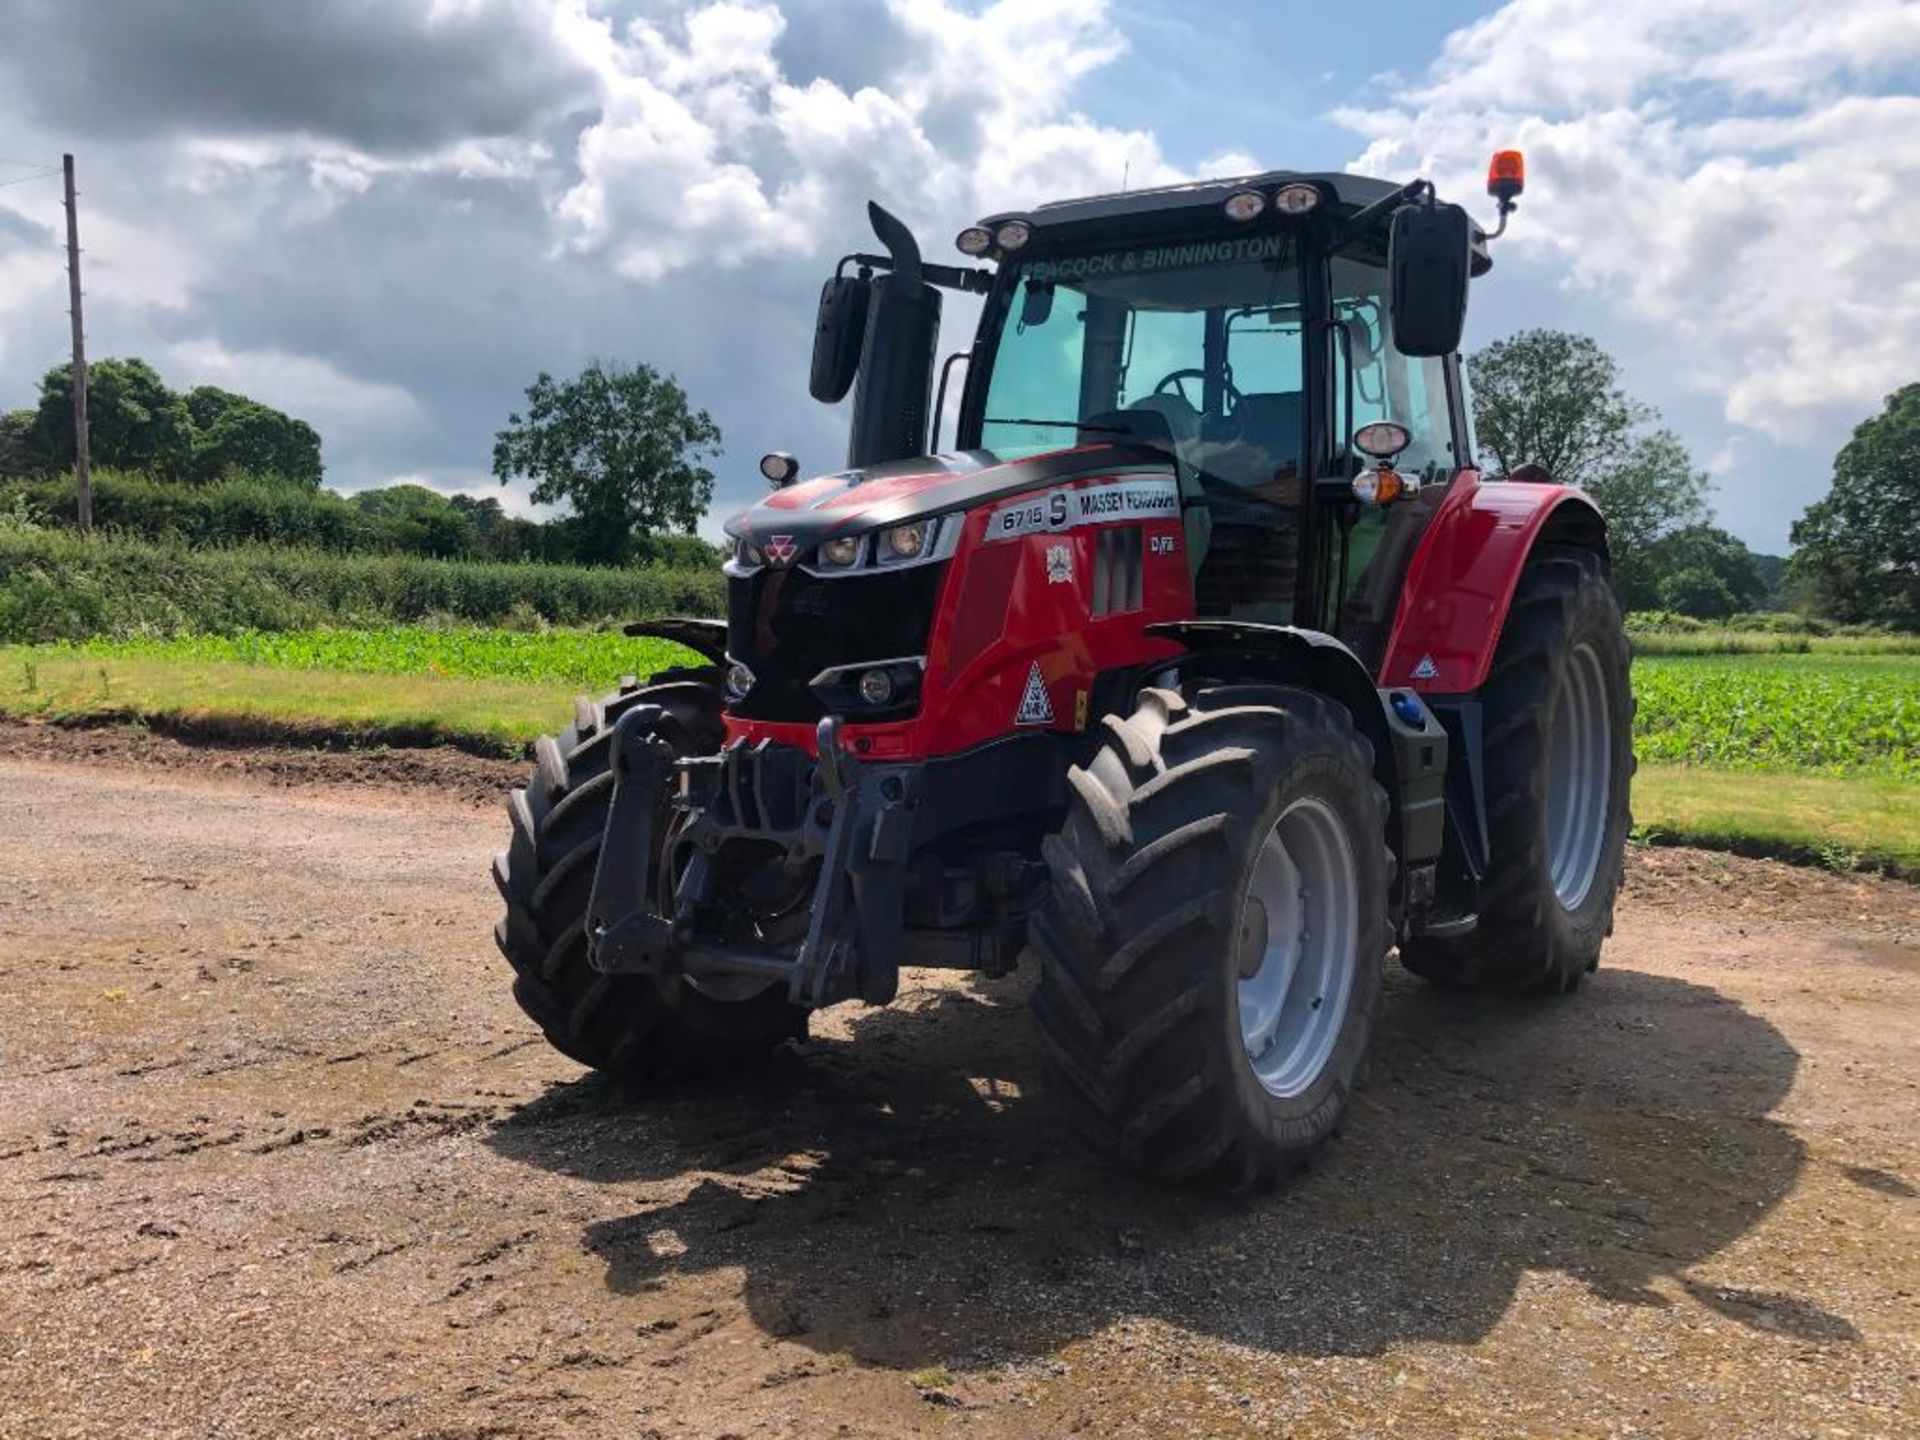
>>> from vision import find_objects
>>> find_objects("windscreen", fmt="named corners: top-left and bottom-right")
top-left (981, 235), bottom-right (1303, 507)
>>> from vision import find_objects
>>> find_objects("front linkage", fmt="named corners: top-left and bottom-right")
top-left (585, 708), bottom-right (919, 1009)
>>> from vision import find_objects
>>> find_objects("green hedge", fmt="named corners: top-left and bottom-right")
top-left (0, 526), bottom-right (725, 642)
top-left (0, 470), bottom-right (724, 569)
top-left (5, 470), bottom-right (375, 551)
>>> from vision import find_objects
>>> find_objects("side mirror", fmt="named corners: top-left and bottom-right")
top-left (809, 274), bottom-right (870, 403)
top-left (1388, 201), bottom-right (1471, 357)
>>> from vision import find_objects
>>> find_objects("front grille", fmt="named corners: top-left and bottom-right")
top-left (727, 562), bottom-right (947, 721)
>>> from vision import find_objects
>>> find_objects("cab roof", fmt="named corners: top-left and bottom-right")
top-left (981, 170), bottom-right (1402, 229)
top-left (979, 169), bottom-right (1492, 272)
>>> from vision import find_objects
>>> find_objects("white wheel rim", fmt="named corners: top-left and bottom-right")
top-left (1236, 797), bottom-right (1360, 1100)
top-left (1545, 642), bottom-right (1613, 911)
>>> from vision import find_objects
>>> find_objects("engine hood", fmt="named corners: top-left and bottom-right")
top-left (722, 443), bottom-right (1174, 550)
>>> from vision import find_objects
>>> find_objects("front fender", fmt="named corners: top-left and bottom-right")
top-left (621, 617), bottom-right (728, 666)
top-left (1378, 473), bottom-right (1606, 694)
top-left (1145, 621), bottom-right (1447, 882)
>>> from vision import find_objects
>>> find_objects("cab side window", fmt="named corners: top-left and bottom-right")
top-left (1330, 255), bottom-right (1459, 483)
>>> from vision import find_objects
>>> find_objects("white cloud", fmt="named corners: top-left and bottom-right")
top-left (1336, 0), bottom-right (1920, 443)
top-left (166, 339), bottom-right (425, 434)
top-left (551, 0), bottom-right (1188, 281)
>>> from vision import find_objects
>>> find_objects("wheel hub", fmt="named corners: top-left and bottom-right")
top-left (1545, 641), bottom-right (1613, 911)
top-left (1236, 797), bottom-right (1359, 1099)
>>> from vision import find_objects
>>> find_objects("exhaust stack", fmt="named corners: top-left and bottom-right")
top-left (847, 202), bottom-right (942, 469)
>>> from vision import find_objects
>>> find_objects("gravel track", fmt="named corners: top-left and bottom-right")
top-left (0, 728), bottom-right (1914, 1438)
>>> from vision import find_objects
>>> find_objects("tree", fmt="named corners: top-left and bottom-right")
top-left (35, 357), bottom-right (194, 477)
top-left (1469, 330), bottom-right (1715, 609)
top-left (1643, 525), bottom-right (1769, 614)
top-left (185, 385), bottom-right (323, 486)
top-left (1468, 331), bottom-right (1643, 488)
top-left (1658, 567), bottom-right (1737, 620)
top-left (1581, 429), bottom-right (1713, 606)
top-left (1791, 384), bottom-right (1920, 629)
top-left (491, 361), bottom-right (720, 565)
top-left (350, 484), bottom-right (479, 558)
top-left (0, 410), bottom-right (51, 478)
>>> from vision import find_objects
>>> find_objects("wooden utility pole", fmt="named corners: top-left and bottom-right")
top-left (62, 153), bottom-right (91, 532)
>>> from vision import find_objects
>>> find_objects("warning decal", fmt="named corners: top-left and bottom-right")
top-left (986, 476), bottom-right (1180, 543)
top-left (1015, 661), bottom-right (1055, 726)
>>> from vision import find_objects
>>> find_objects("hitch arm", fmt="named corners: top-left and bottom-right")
top-left (585, 705), bottom-right (678, 975)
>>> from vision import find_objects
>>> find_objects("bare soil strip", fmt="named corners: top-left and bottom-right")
top-left (0, 742), bottom-right (1915, 1438)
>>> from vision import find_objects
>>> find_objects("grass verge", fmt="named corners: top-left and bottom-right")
top-left (1634, 764), bottom-right (1920, 878)
top-left (2, 652), bottom-right (574, 756)
top-left (6, 649), bottom-right (1915, 878)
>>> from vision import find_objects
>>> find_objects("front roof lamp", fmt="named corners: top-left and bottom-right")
top-left (955, 224), bottom-right (994, 256)
top-left (1273, 182), bottom-right (1321, 215)
top-left (994, 220), bottom-right (1031, 251)
top-left (1224, 189), bottom-right (1267, 222)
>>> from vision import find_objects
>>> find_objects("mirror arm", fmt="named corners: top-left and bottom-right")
top-left (1331, 178), bottom-right (1432, 249)
top-left (836, 252), bottom-right (991, 294)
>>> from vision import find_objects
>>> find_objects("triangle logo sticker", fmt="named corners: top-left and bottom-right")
top-left (1016, 661), bottom-right (1055, 725)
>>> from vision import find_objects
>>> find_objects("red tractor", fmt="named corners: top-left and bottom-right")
top-left (494, 154), bottom-right (1633, 1189)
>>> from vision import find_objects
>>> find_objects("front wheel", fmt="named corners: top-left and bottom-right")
top-left (1029, 685), bottom-right (1392, 1191)
top-left (493, 679), bottom-right (806, 1077)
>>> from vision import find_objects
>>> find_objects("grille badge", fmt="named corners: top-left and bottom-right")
top-left (763, 534), bottom-right (798, 565)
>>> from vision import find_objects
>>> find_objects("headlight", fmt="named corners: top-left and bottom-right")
top-left (994, 220), bottom-right (1031, 251)
top-left (739, 539), bottom-right (764, 567)
top-left (819, 535), bottom-right (862, 567)
top-left (881, 521), bottom-right (929, 560)
top-left (955, 225), bottom-right (993, 256)
top-left (724, 660), bottom-right (755, 702)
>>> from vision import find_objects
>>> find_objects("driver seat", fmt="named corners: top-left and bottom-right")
top-left (1116, 397), bottom-right (1212, 574)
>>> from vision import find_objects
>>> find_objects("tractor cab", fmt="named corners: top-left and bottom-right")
top-left (808, 171), bottom-right (1488, 675)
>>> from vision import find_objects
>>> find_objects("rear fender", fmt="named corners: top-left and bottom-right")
top-left (1379, 473), bottom-right (1607, 694)
top-left (1145, 621), bottom-right (1447, 893)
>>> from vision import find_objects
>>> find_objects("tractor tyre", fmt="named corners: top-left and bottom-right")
top-left (1030, 685), bottom-right (1392, 1191)
top-left (493, 677), bottom-right (806, 1077)
top-left (1401, 547), bottom-right (1634, 995)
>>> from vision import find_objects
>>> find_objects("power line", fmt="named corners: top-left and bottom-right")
top-left (0, 157), bottom-right (54, 169)
top-left (0, 168), bottom-right (61, 188)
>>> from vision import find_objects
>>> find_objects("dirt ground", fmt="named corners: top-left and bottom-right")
top-left (0, 724), bottom-right (1915, 1439)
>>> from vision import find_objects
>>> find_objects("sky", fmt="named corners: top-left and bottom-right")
top-left (1, 0), bottom-right (1916, 555)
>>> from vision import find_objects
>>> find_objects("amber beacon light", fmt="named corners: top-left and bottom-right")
top-left (1488, 150), bottom-right (1526, 200)
top-left (1485, 149), bottom-right (1524, 236)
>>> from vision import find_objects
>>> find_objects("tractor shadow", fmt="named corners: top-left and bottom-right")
top-left (485, 961), bottom-right (1814, 1366)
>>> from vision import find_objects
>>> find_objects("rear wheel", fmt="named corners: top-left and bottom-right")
top-left (1030, 685), bottom-right (1392, 1190)
top-left (493, 678), bottom-right (806, 1076)
top-left (1402, 548), bottom-right (1634, 994)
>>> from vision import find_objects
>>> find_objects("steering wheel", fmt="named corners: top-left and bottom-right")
top-left (1153, 367), bottom-right (1245, 413)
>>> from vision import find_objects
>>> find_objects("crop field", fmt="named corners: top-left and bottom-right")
top-left (33, 626), bottom-right (695, 689)
top-left (1633, 654), bottom-right (1917, 777)
top-left (4, 627), bottom-right (1918, 872)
